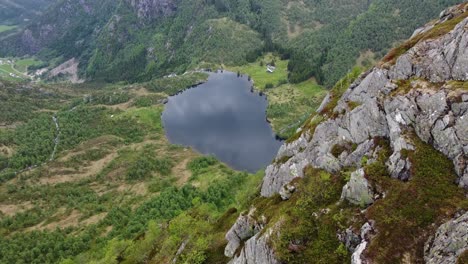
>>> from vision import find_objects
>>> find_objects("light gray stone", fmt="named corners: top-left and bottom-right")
top-left (341, 169), bottom-right (374, 206)
top-left (390, 18), bottom-right (468, 82)
top-left (316, 92), bottom-right (331, 113)
top-left (225, 208), bottom-right (264, 258)
top-left (279, 183), bottom-right (296, 200)
top-left (425, 212), bottom-right (468, 264)
top-left (229, 229), bottom-right (280, 264)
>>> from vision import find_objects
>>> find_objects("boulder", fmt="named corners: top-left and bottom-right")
top-left (338, 228), bottom-right (361, 252)
top-left (225, 208), bottom-right (264, 258)
top-left (228, 229), bottom-right (280, 264)
top-left (279, 183), bottom-right (296, 200)
top-left (424, 212), bottom-right (468, 264)
top-left (341, 169), bottom-right (374, 206)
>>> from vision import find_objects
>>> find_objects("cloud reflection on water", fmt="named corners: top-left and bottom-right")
top-left (162, 71), bottom-right (282, 173)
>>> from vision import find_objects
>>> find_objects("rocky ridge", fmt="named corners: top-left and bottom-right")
top-left (126, 0), bottom-right (177, 21)
top-left (224, 3), bottom-right (468, 264)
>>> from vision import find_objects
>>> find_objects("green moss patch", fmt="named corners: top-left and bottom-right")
top-left (331, 142), bottom-right (358, 158)
top-left (248, 167), bottom-right (359, 264)
top-left (365, 136), bottom-right (467, 263)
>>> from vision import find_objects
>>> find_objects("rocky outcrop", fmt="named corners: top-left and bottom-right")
top-left (341, 169), bottom-right (374, 206)
top-left (337, 228), bottom-right (361, 252)
top-left (351, 222), bottom-right (374, 264)
top-left (391, 17), bottom-right (468, 82)
top-left (224, 208), bottom-right (280, 264)
top-left (127, 0), bottom-right (177, 21)
top-left (227, 5), bottom-right (468, 264)
top-left (424, 211), bottom-right (468, 264)
top-left (279, 183), bottom-right (296, 200)
top-left (228, 229), bottom-right (280, 264)
top-left (225, 208), bottom-right (264, 258)
top-left (49, 58), bottom-right (84, 84)
top-left (262, 11), bottom-right (468, 197)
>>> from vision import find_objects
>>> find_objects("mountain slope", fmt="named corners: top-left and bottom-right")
top-left (224, 3), bottom-right (468, 264)
top-left (0, 0), bottom-right (54, 25)
top-left (1, 0), bottom-right (465, 85)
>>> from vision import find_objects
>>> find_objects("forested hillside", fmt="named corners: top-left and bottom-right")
top-left (0, 0), bottom-right (464, 86)
top-left (0, 1), bottom-right (467, 264)
top-left (0, 0), bottom-right (54, 25)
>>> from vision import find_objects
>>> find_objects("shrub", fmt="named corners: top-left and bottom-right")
top-left (187, 156), bottom-right (218, 175)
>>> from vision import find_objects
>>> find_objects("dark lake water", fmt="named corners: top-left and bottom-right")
top-left (162, 71), bottom-right (283, 173)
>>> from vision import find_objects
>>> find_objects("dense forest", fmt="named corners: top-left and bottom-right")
top-left (0, 0), bottom-right (464, 86)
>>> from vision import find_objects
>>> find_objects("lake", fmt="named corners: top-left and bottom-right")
top-left (162, 71), bottom-right (283, 173)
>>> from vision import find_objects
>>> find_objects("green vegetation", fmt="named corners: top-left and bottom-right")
top-left (287, 0), bottom-right (464, 86)
top-left (14, 58), bottom-right (44, 72)
top-left (364, 137), bottom-right (468, 263)
top-left (0, 0), bottom-right (53, 25)
top-left (3, 0), bottom-right (459, 86)
top-left (331, 142), bottom-right (358, 158)
top-left (0, 63), bottom-right (27, 81)
top-left (190, 17), bottom-right (263, 67)
top-left (0, 25), bottom-right (16, 33)
top-left (248, 167), bottom-right (354, 264)
top-left (0, 76), bottom-right (267, 263)
top-left (230, 53), bottom-right (327, 138)
top-left (144, 72), bottom-right (209, 96)
top-left (266, 79), bottom-right (327, 138)
top-left (1, 2), bottom-right (467, 264)
top-left (117, 107), bottom-right (164, 133)
top-left (188, 156), bottom-right (218, 176)
top-left (447, 80), bottom-right (468, 91)
top-left (132, 94), bottom-right (166, 107)
top-left (229, 54), bottom-right (288, 91)
top-left (0, 82), bottom-right (65, 124)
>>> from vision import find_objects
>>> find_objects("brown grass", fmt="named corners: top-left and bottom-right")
top-left (0, 202), bottom-right (33, 217)
top-left (38, 151), bottom-right (119, 185)
top-left (174, 157), bottom-right (197, 186)
top-left (26, 209), bottom-right (107, 232)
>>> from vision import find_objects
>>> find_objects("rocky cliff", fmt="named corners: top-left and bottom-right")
top-left (126, 0), bottom-right (177, 21)
top-left (224, 3), bottom-right (468, 264)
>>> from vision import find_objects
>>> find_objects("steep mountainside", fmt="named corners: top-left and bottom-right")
top-left (224, 3), bottom-right (468, 264)
top-left (0, 0), bottom-right (54, 25)
top-left (0, 0), bottom-right (465, 85)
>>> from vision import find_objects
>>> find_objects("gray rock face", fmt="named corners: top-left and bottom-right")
top-left (384, 89), bottom-right (467, 186)
top-left (316, 92), bottom-right (331, 113)
top-left (225, 209), bottom-right (280, 264)
top-left (384, 95), bottom-right (416, 180)
top-left (279, 183), bottom-right (296, 200)
top-left (341, 169), bottom-right (374, 206)
top-left (338, 228), bottom-right (361, 252)
top-left (127, 0), bottom-right (177, 20)
top-left (391, 17), bottom-right (468, 82)
top-left (228, 229), bottom-right (280, 264)
top-left (228, 7), bottom-right (468, 264)
top-left (261, 67), bottom-right (394, 197)
top-left (341, 140), bottom-right (375, 168)
top-left (424, 212), bottom-right (468, 264)
top-left (225, 208), bottom-right (264, 258)
top-left (351, 222), bottom-right (375, 264)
